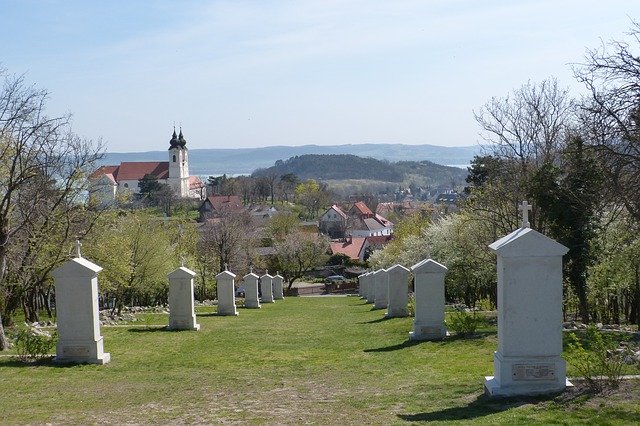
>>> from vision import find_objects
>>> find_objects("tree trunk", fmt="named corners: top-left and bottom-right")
top-left (0, 313), bottom-right (7, 350)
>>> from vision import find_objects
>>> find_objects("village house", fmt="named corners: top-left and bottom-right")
top-left (89, 129), bottom-right (205, 206)
top-left (318, 204), bottom-right (348, 238)
top-left (198, 195), bottom-right (244, 222)
top-left (347, 201), bottom-right (394, 237)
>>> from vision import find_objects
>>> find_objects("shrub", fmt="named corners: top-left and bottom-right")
top-left (446, 309), bottom-right (483, 337)
top-left (407, 294), bottom-right (415, 317)
top-left (565, 325), bottom-right (634, 390)
top-left (14, 327), bottom-right (57, 361)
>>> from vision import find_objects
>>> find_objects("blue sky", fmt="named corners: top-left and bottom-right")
top-left (2, 0), bottom-right (640, 152)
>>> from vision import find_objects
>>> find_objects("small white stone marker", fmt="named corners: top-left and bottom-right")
top-left (518, 201), bottom-right (532, 228)
top-left (243, 272), bottom-right (261, 309)
top-left (373, 269), bottom-right (389, 309)
top-left (386, 264), bottom-right (410, 318)
top-left (52, 252), bottom-right (110, 364)
top-left (216, 269), bottom-right (238, 316)
top-left (359, 272), bottom-right (368, 300)
top-left (272, 272), bottom-right (285, 300)
top-left (260, 271), bottom-right (274, 303)
top-left (409, 258), bottom-right (448, 341)
top-left (484, 218), bottom-right (571, 397)
top-left (168, 266), bottom-right (200, 331)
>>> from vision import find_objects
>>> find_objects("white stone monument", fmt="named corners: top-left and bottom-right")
top-left (484, 201), bottom-right (570, 397)
top-left (386, 264), bottom-right (410, 318)
top-left (360, 272), bottom-right (371, 300)
top-left (272, 272), bottom-right (285, 300)
top-left (365, 271), bottom-right (376, 304)
top-left (216, 267), bottom-right (238, 316)
top-left (260, 272), bottom-right (274, 303)
top-left (409, 258), bottom-right (447, 341)
top-left (52, 241), bottom-right (110, 364)
top-left (373, 269), bottom-right (389, 310)
top-left (168, 265), bottom-right (200, 331)
top-left (243, 270), bottom-right (261, 309)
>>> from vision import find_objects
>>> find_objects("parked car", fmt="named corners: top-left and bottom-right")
top-left (325, 275), bottom-right (346, 283)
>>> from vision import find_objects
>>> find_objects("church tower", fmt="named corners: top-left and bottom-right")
top-left (168, 128), bottom-right (190, 197)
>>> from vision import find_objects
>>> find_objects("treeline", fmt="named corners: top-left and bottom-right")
top-left (252, 154), bottom-right (468, 185)
top-left (371, 24), bottom-right (640, 326)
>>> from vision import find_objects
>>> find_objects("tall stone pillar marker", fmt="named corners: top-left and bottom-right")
top-left (168, 263), bottom-right (200, 331)
top-left (244, 269), bottom-right (261, 309)
top-left (365, 271), bottom-right (376, 304)
top-left (260, 272), bottom-right (274, 303)
top-left (484, 201), bottom-right (571, 397)
top-left (409, 258), bottom-right (448, 340)
top-left (52, 240), bottom-right (110, 364)
top-left (386, 264), bottom-right (410, 318)
top-left (273, 272), bottom-right (285, 300)
top-left (360, 272), bottom-right (370, 300)
top-left (373, 269), bottom-right (389, 310)
top-left (216, 266), bottom-right (238, 316)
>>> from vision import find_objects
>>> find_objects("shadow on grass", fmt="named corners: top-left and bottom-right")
top-left (0, 356), bottom-right (94, 368)
top-left (196, 312), bottom-right (220, 317)
top-left (127, 326), bottom-right (172, 333)
top-left (398, 392), bottom-right (555, 422)
top-left (359, 316), bottom-right (394, 325)
top-left (364, 339), bottom-right (424, 352)
top-left (443, 331), bottom-right (496, 341)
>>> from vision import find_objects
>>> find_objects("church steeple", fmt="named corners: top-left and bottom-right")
top-left (169, 127), bottom-right (179, 149)
top-left (178, 127), bottom-right (187, 149)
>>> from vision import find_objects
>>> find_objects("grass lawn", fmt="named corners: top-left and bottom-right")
top-left (1, 296), bottom-right (639, 424)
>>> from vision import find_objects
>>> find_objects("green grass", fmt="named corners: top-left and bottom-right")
top-left (1, 297), bottom-right (639, 424)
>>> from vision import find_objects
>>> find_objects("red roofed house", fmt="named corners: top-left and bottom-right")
top-left (347, 201), bottom-right (394, 237)
top-left (89, 129), bottom-right (205, 206)
top-left (198, 195), bottom-right (244, 222)
top-left (319, 204), bottom-right (348, 238)
top-left (329, 236), bottom-right (370, 262)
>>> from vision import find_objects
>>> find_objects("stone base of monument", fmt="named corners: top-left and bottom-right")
top-left (409, 324), bottom-right (447, 341)
top-left (168, 315), bottom-right (200, 331)
top-left (54, 337), bottom-right (111, 365)
top-left (386, 308), bottom-right (409, 318)
top-left (217, 308), bottom-right (239, 316)
top-left (244, 301), bottom-right (261, 308)
top-left (483, 352), bottom-right (572, 397)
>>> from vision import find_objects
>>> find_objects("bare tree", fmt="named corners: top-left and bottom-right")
top-left (274, 232), bottom-right (329, 290)
top-left (574, 21), bottom-right (640, 222)
top-left (0, 71), bottom-right (103, 348)
top-left (201, 209), bottom-right (254, 273)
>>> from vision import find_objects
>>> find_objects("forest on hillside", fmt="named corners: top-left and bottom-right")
top-left (252, 154), bottom-right (468, 186)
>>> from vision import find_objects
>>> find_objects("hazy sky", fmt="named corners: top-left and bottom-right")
top-left (2, 1), bottom-right (640, 152)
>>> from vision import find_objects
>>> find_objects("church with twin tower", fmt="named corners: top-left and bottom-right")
top-left (89, 128), bottom-right (205, 206)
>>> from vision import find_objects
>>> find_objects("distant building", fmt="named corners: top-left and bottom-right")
top-left (198, 195), bottom-right (244, 222)
top-left (329, 236), bottom-right (369, 262)
top-left (347, 201), bottom-right (393, 237)
top-left (319, 204), bottom-right (348, 239)
top-left (89, 129), bottom-right (205, 206)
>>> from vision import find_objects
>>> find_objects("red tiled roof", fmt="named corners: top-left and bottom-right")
top-left (189, 175), bottom-right (205, 190)
top-left (375, 213), bottom-right (393, 227)
top-left (329, 237), bottom-right (367, 260)
top-left (203, 195), bottom-right (244, 213)
top-left (353, 201), bottom-right (373, 216)
top-left (116, 162), bottom-right (169, 180)
top-left (89, 165), bottom-right (119, 180)
top-left (365, 235), bottom-right (393, 245)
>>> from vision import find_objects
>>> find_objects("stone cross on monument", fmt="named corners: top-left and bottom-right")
top-left (180, 256), bottom-right (185, 268)
top-left (518, 201), bottom-right (532, 228)
top-left (75, 240), bottom-right (82, 258)
top-left (224, 263), bottom-right (228, 271)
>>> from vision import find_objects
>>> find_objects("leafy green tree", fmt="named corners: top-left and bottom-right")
top-left (273, 232), bottom-right (329, 289)
top-left (294, 179), bottom-right (330, 219)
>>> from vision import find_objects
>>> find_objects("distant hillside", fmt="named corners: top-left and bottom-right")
top-left (99, 143), bottom-right (479, 176)
top-left (252, 154), bottom-right (468, 186)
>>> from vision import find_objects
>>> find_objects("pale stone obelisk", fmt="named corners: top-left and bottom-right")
top-left (52, 240), bottom-right (110, 364)
top-left (272, 272), bottom-right (285, 300)
top-left (484, 201), bottom-right (571, 397)
top-left (373, 269), bottom-right (389, 309)
top-left (168, 265), bottom-right (200, 331)
top-left (216, 267), bottom-right (238, 316)
top-left (260, 272), bottom-right (274, 303)
top-left (243, 270), bottom-right (261, 309)
top-left (386, 264), bottom-right (410, 318)
top-left (409, 258), bottom-right (447, 340)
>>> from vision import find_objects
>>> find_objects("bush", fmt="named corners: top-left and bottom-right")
top-left (446, 309), bottom-right (483, 337)
top-left (14, 327), bottom-right (57, 361)
top-left (407, 294), bottom-right (415, 317)
top-left (565, 325), bottom-right (635, 390)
